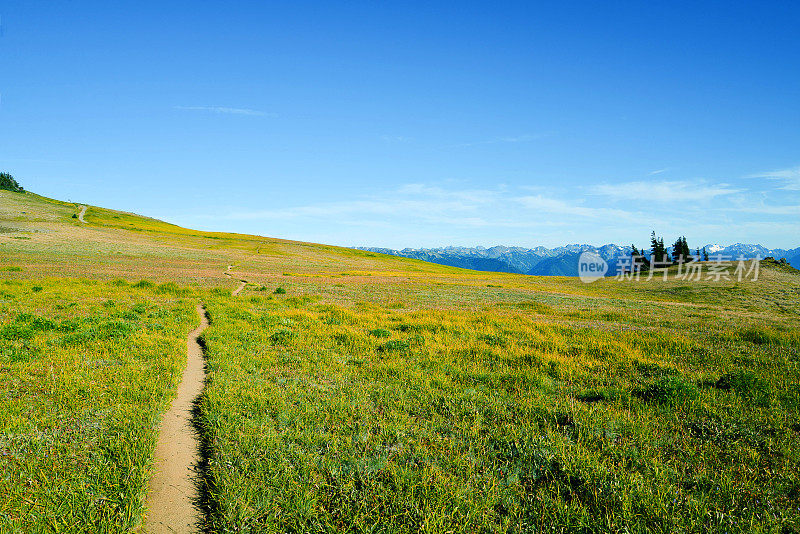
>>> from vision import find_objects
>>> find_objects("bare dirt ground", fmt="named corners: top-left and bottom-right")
top-left (143, 304), bottom-right (208, 533)
top-left (78, 205), bottom-right (87, 223)
top-left (232, 279), bottom-right (247, 296)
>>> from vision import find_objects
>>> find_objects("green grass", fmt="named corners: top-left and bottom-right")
top-left (2, 189), bottom-right (799, 532)
top-left (197, 290), bottom-right (800, 532)
top-left (0, 278), bottom-right (196, 531)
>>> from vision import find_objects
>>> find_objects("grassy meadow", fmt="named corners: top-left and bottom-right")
top-left (1, 189), bottom-right (799, 532)
top-left (0, 277), bottom-right (196, 531)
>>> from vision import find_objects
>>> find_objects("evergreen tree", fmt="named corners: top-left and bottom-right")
top-left (702, 247), bottom-right (709, 261)
top-left (649, 232), bottom-right (670, 265)
top-left (672, 237), bottom-right (684, 263)
top-left (673, 236), bottom-right (691, 263)
top-left (630, 244), bottom-right (649, 270)
top-left (650, 231), bottom-right (658, 257)
top-left (0, 173), bottom-right (24, 192)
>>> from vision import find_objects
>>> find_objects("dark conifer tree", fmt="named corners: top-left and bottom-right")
top-left (0, 173), bottom-right (24, 192)
top-left (672, 237), bottom-right (684, 263)
top-left (681, 237), bottom-right (691, 261)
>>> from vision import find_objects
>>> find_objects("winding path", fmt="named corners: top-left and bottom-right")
top-left (77, 205), bottom-right (87, 223)
top-left (224, 264), bottom-right (249, 296)
top-left (144, 304), bottom-right (209, 533)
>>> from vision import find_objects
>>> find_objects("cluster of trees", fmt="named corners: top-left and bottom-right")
top-left (0, 172), bottom-right (24, 192)
top-left (630, 231), bottom-right (708, 271)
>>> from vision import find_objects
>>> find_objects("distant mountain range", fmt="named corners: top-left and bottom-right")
top-left (359, 243), bottom-right (800, 277)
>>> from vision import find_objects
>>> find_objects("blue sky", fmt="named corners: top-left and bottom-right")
top-left (1, 1), bottom-right (799, 249)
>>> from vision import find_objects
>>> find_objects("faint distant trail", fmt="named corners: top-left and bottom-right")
top-left (225, 264), bottom-right (250, 296)
top-left (144, 304), bottom-right (208, 533)
top-left (224, 242), bottom-right (265, 295)
top-left (232, 279), bottom-right (247, 296)
top-left (77, 205), bottom-right (87, 223)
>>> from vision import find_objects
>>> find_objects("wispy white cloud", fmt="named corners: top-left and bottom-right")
top-left (590, 180), bottom-right (740, 202)
top-left (450, 133), bottom-right (548, 148)
top-left (174, 105), bottom-right (274, 117)
top-left (747, 165), bottom-right (800, 190)
top-left (726, 202), bottom-right (800, 216)
top-left (183, 176), bottom-right (798, 249)
top-left (515, 194), bottom-right (637, 220)
top-left (649, 168), bottom-right (668, 175)
top-left (395, 183), bottom-right (500, 205)
top-left (214, 183), bottom-right (527, 231)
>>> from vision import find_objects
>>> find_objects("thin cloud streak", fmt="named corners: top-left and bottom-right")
top-left (591, 180), bottom-right (740, 202)
top-left (747, 165), bottom-right (800, 190)
top-left (516, 195), bottom-right (638, 220)
top-left (174, 106), bottom-right (275, 117)
top-left (449, 133), bottom-right (549, 148)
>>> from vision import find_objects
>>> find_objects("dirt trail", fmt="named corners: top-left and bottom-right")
top-left (144, 304), bottom-right (208, 533)
top-left (232, 279), bottom-right (247, 296)
top-left (224, 264), bottom-right (249, 296)
top-left (77, 205), bottom-right (87, 223)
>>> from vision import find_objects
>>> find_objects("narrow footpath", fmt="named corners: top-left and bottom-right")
top-left (143, 304), bottom-right (209, 533)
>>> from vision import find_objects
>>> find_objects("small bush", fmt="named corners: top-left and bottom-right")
top-left (715, 370), bottom-right (771, 406)
top-left (32, 286), bottom-right (43, 292)
top-left (270, 329), bottom-right (295, 344)
top-left (738, 326), bottom-right (780, 345)
top-left (31, 316), bottom-right (57, 331)
top-left (0, 323), bottom-right (35, 340)
top-left (633, 376), bottom-right (697, 405)
top-left (132, 280), bottom-right (155, 289)
top-left (274, 287), bottom-right (287, 295)
top-left (576, 390), bottom-right (607, 403)
top-left (378, 339), bottom-right (410, 353)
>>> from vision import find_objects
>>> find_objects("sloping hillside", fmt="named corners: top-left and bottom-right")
top-left (2, 189), bottom-right (799, 532)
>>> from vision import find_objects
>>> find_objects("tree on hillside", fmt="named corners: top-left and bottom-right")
top-left (672, 236), bottom-right (692, 263)
top-left (650, 231), bottom-right (668, 264)
top-left (0, 172), bottom-right (24, 192)
top-left (702, 247), bottom-right (709, 261)
top-left (631, 244), bottom-right (649, 271)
